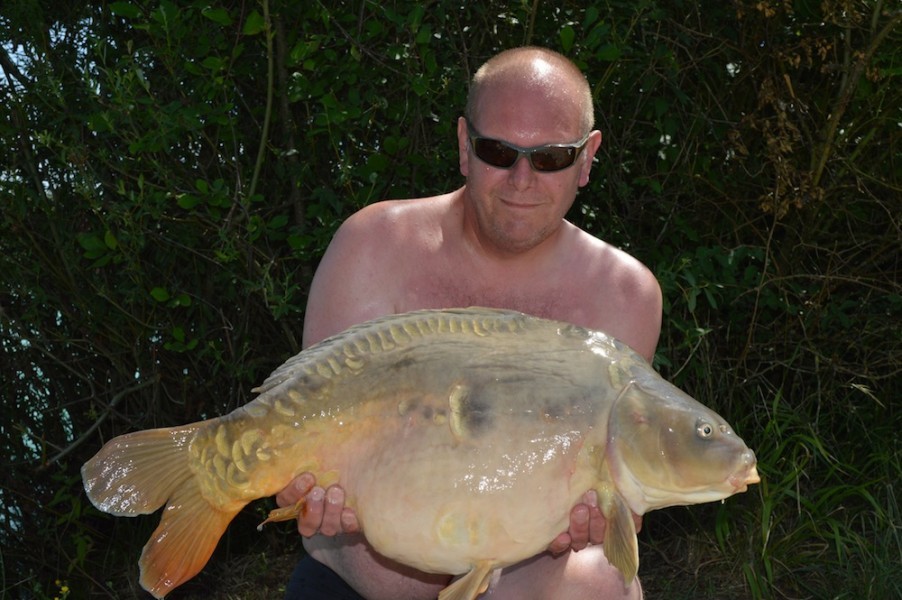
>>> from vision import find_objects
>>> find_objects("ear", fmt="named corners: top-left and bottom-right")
top-left (457, 116), bottom-right (470, 177)
top-left (577, 130), bottom-right (603, 187)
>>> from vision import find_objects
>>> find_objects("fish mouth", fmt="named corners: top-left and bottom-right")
top-left (728, 464), bottom-right (760, 492)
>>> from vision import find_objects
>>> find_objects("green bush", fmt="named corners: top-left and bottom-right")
top-left (1, 1), bottom-right (898, 597)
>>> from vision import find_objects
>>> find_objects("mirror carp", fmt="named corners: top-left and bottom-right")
top-left (82, 307), bottom-right (759, 600)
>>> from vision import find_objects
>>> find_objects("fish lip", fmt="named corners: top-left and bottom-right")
top-left (728, 464), bottom-right (760, 492)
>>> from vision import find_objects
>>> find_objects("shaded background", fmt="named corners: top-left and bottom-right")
top-left (1, 1), bottom-right (899, 598)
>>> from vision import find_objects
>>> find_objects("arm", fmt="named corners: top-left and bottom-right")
top-left (276, 203), bottom-right (399, 537)
top-left (301, 204), bottom-right (402, 347)
top-left (609, 261), bottom-right (662, 364)
top-left (551, 241), bottom-right (662, 550)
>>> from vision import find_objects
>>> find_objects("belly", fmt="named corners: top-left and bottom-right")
top-left (342, 420), bottom-right (591, 574)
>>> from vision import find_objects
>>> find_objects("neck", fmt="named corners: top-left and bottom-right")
top-left (456, 188), bottom-right (569, 266)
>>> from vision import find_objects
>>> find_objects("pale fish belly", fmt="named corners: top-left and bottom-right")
top-left (341, 397), bottom-right (602, 575)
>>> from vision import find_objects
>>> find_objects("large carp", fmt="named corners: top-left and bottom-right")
top-left (82, 308), bottom-right (759, 600)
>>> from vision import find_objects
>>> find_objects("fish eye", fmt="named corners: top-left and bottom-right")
top-left (697, 421), bottom-right (715, 439)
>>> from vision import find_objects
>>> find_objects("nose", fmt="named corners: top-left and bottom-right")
top-left (507, 153), bottom-right (536, 190)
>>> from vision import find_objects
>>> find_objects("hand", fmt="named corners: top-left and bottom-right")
top-left (547, 490), bottom-right (643, 554)
top-left (274, 472), bottom-right (360, 537)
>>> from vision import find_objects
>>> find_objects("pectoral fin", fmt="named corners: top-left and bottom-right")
top-left (438, 561), bottom-right (497, 600)
top-left (600, 492), bottom-right (639, 585)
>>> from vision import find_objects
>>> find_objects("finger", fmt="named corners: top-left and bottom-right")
top-left (568, 503), bottom-right (591, 551)
top-left (275, 472), bottom-right (316, 507)
top-left (340, 507), bottom-right (360, 534)
top-left (319, 485), bottom-right (346, 536)
top-left (297, 486), bottom-right (325, 537)
top-left (584, 490), bottom-right (606, 545)
top-left (547, 532), bottom-right (572, 555)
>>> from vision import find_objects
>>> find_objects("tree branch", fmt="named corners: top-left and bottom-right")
top-left (812, 9), bottom-right (902, 187)
top-left (40, 377), bottom-right (160, 470)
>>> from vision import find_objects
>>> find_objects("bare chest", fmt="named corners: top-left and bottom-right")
top-left (395, 269), bottom-right (591, 326)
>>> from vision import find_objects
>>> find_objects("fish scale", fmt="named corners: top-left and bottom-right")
top-left (82, 307), bottom-right (759, 600)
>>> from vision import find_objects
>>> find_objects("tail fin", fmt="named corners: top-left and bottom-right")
top-left (82, 426), bottom-right (198, 516)
top-left (82, 426), bottom-right (245, 598)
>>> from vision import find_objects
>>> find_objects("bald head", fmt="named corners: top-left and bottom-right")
top-left (466, 47), bottom-right (595, 134)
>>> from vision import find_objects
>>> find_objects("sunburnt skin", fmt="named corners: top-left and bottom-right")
top-left (82, 307), bottom-right (759, 600)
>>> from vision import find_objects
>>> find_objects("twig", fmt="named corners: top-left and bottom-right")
top-left (525, 0), bottom-right (540, 45)
top-left (812, 9), bottom-right (902, 187)
top-left (248, 0), bottom-right (274, 203)
top-left (40, 377), bottom-right (159, 470)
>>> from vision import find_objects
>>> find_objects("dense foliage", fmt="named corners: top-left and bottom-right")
top-left (1, 1), bottom-right (899, 598)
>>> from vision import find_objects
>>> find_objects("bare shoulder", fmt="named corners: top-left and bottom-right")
top-left (318, 194), bottom-right (453, 269)
top-left (337, 194), bottom-right (451, 240)
top-left (585, 233), bottom-right (659, 303)
top-left (569, 228), bottom-right (662, 361)
top-left (302, 194), bottom-right (453, 346)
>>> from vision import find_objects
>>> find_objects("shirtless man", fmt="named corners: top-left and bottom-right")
top-left (276, 47), bottom-right (662, 599)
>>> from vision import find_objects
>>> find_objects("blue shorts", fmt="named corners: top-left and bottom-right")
top-left (284, 554), bottom-right (365, 599)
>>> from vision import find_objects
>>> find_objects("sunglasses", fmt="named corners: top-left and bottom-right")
top-left (466, 120), bottom-right (590, 172)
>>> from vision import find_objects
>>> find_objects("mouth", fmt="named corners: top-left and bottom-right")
top-left (728, 464), bottom-right (760, 492)
top-left (499, 196), bottom-right (544, 210)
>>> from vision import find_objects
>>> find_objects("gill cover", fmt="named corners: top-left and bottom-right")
top-left (606, 376), bottom-right (756, 513)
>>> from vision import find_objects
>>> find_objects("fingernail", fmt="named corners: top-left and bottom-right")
top-left (309, 487), bottom-right (324, 502)
top-left (326, 487), bottom-right (343, 505)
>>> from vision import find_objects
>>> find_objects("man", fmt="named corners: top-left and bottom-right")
top-left (277, 46), bottom-right (662, 599)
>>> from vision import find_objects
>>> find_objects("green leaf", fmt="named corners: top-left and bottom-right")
top-left (77, 234), bottom-right (107, 259)
top-left (415, 25), bottom-right (432, 45)
top-left (175, 292), bottom-right (192, 307)
top-left (202, 56), bottom-right (226, 71)
top-left (202, 7), bottom-right (232, 26)
top-left (407, 4), bottom-right (425, 30)
top-left (365, 153), bottom-right (390, 174)
top-left (595, 44), bottom-right (622, 61)
top-left (411, 76), bottom-right (427, 97)
top-left (109, 2), bottom-right (142, 19)
top-left (150, 287), bottom-right (170, 302)
top-left (268, 215), bottom-right (289, 230)
top-left (177, 194), bottom-right (200, 209)
top-left (243, 10), bottom-right (265, 36)
top-left (104, 230), bottom-right (119, 250)
top-left (77, 233), bottom-right (103, 252)
top-left (687, 288), bottom-right (699, 313)
top-left (559, 26), bottom-right (575, 53)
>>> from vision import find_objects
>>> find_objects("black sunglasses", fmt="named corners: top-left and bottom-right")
top-left (466, 120), bottom-right (590, 172)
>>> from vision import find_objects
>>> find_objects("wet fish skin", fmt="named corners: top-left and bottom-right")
top-left (81, 307), bottom-right (759, 600)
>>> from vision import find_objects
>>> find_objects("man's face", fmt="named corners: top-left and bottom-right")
top-left (458, 77), bottom-right (601, 256)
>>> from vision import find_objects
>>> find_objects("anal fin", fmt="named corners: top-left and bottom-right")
top-left (438, 561), bottom-right (497, 600)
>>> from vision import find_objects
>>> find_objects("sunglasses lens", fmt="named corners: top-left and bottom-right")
top-left (530, 148), bottom-right (577, 172)
top-left (469, 122), bottom-right (587, 172)
top-left (473, 138), bottom-right (519, 168)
